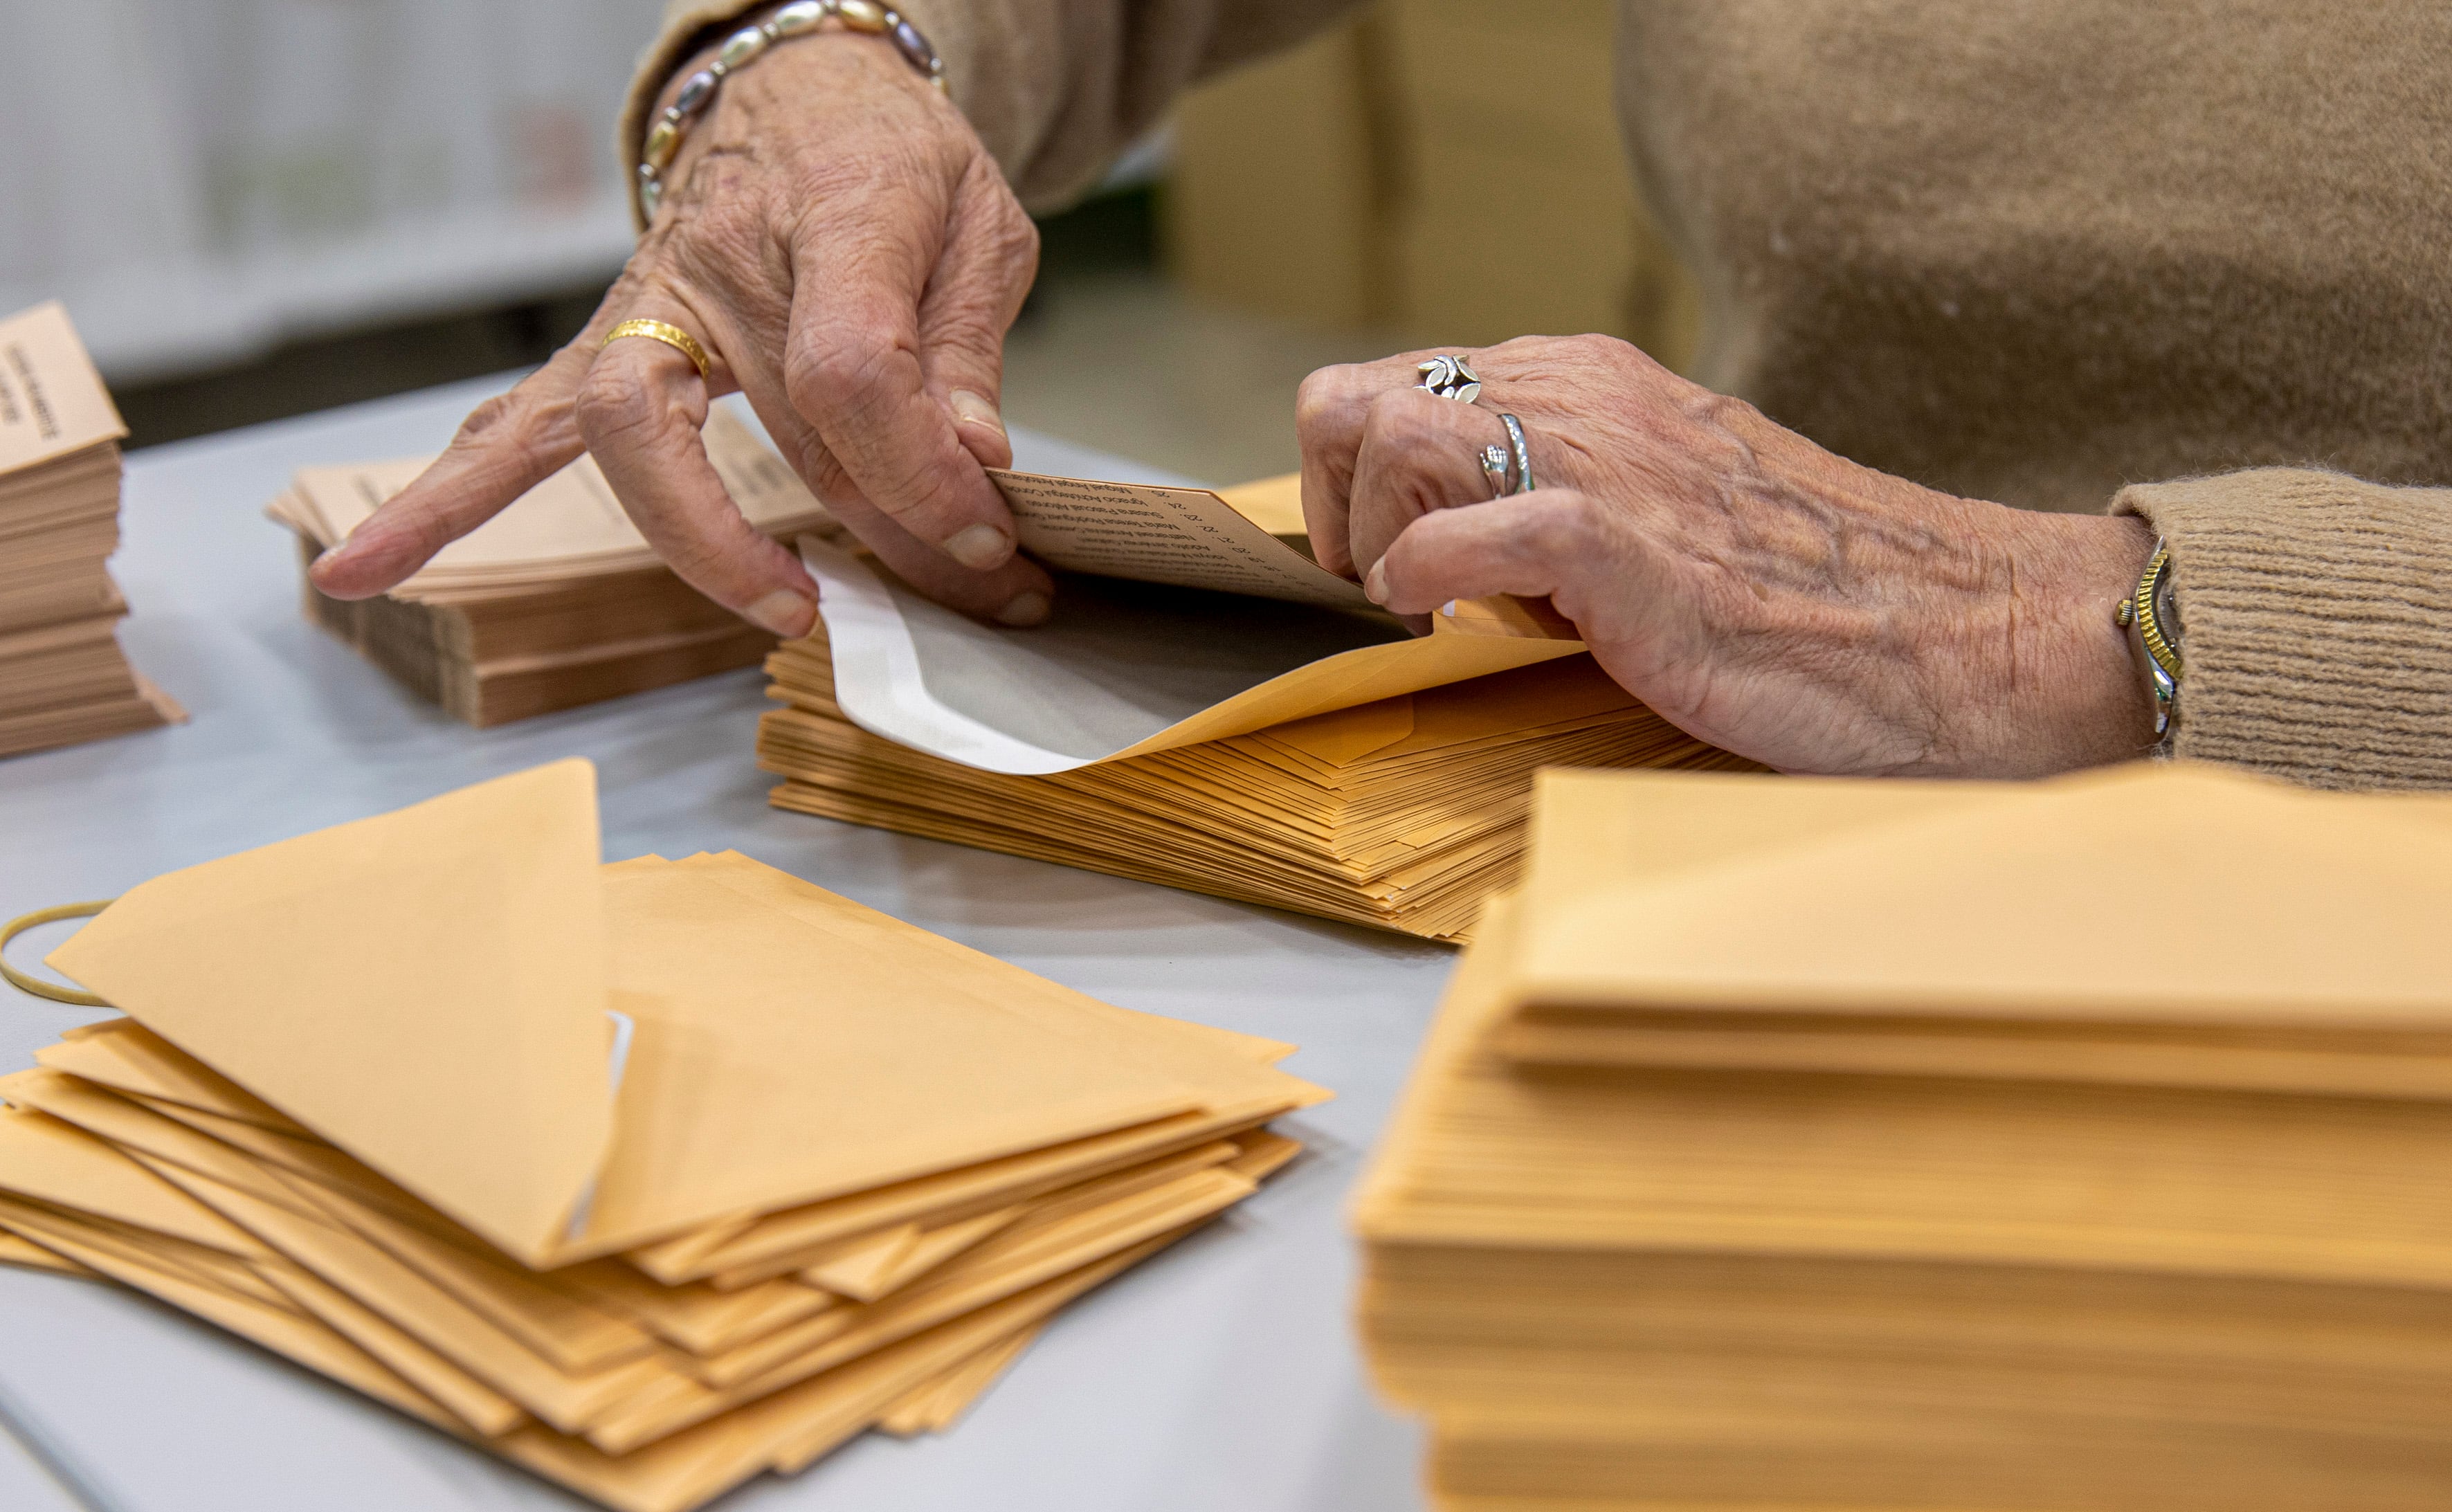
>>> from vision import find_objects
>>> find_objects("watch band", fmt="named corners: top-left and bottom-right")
top-left (2116, 537), bottom-right (2183, 750)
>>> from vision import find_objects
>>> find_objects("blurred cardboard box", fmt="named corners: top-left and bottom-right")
top-left (1167, 0), bottom-right (1700, 367)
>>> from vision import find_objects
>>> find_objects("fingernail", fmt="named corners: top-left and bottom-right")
top-left (944, 522), bottom-right (1012, 570)
top-left (307, 547), bottom-right (358, 588)
top-left (744, 590), bottom-right (818, 638)
top-left (995, 590), bottom-right (1050, 627)
top-left (950, 389), bottom-right (1006, 437)
top-left (1364, 559), bottom-right (1390, 605)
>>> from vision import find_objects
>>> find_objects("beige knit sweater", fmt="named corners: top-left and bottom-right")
top-left (625, 1), bottom-right (2452, 791)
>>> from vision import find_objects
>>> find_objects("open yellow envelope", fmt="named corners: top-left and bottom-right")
top-left (5, 760), bottom-right (1323, 1512)
top-left (805, 471), bottom-right (1589, 778)
top-left (761, 470), bottom-right (1742, 942)
top-left (45, 760), bottom-right (1318, 1268)
top-left (48, 760), bottom-right (612, 1265)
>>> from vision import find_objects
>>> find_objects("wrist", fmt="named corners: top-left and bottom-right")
top-left (653, 3), bottom-right (785, 116)
top-left (639, 1), bottom-right (949, 220)
top-left (1943, 511), bottom-right (2160, 777)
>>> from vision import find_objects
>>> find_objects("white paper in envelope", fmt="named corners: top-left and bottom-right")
top-left (803, 471), bottom-right (1591, 776)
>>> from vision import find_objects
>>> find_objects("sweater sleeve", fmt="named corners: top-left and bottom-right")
top-left (2111, 469), bottom-right (2452, 791)
top-left (619, 0), bottom-right (1359, 220)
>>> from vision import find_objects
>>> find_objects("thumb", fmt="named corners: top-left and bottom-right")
top-left (918, 162), bottom-right (1039, 473)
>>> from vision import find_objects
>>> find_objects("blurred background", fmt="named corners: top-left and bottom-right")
top-left (6, 0), bottom-right (1698, 484)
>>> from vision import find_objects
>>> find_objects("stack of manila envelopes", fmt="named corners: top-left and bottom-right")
top-left (0, 302), bottom-right (181, 758)
top-left (267, 405), bottom-right (837, 727)
top-left (0, 760), bottom-right (1324, 1512)
top-left (1356, 762), bottom-right (2452, 1511)
top-left (761, 471), bottom-right (1750, 941)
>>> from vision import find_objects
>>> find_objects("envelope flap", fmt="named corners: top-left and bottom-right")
top-left (47, 761), bottom-right (613, 1264)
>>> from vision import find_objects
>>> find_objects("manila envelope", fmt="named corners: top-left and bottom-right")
top-left (42, 760), bottom-right (1314, 1270)
top-left (1493, 764), bottom-right (2452, 1094)
top-left (800, 471), bottom-right (1591, 778)
top-left (0, 1100), bottom-right (270, 1259)
top-left (46, 759), bottom-right (613, 1266)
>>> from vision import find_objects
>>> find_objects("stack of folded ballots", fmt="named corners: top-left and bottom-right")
top-left (0, 760), bottom-right (1324, 1512)
top-left (269, 406), bottom-right (836, 727)
top-left (0, 302), bottom-right (181, 757)
top-left (1356, 762), bottom-right (2452, 1511)
top-left (760, 472), bottom-right (1747, 941)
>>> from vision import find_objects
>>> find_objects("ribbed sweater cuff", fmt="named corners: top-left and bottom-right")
top-left (2113, 468), bottom-right (2452, 790)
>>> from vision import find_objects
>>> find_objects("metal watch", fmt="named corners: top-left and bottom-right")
top-left (2115, 537), bottom-right (2183, 751)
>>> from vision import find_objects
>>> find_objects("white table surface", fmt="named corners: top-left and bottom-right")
top-left (0, 374), bottom-right (1443, 1512)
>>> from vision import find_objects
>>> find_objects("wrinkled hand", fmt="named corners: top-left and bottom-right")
top-left (309, 26), bottom-right (1054, 634)
top-left (1297, 335), bottom-right (2157, 777)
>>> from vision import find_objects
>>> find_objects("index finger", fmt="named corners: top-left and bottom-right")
top-left (1294, 348), bottom-right (1456, 579)
top-left (307, 341), bottom-right (596, 600)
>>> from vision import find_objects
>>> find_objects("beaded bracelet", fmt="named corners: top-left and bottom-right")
top-left (637, 0), bottom-right (948, 220)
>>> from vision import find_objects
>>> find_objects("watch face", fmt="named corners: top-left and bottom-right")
top-left (2150, 566), bottom-right (2183, 652)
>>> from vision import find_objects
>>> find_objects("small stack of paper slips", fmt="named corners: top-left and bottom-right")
top-left (0, 302), bottom-right (181, 758)
top-left (268, 406), bottom-right (837, 727)
top-left (0, 760), bottom-right (1325, 1512)
top-left (759, 626), bottom-right (1750, 942)
top-left (1355, 762), bottom-right (2452, 1511)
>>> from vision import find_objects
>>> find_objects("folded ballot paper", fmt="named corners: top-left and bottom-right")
top-left (269, 406), bottom-right (837, 727)
top-left (1356, 762), bottom-right (2452, 1511)
top-left (0, 302), bottom-right (182, 757)
top-left (761, 472), bottom-right (1751, 939)
top-left (0, 760), bottom-right (1324, 1512)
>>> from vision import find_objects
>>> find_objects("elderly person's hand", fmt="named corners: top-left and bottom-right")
top-left (1298, 336), bottom-right (2159, 778)
top-left (307, 15), bottom-right (1054, 634)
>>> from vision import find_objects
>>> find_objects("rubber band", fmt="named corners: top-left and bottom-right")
top-left (0, 901), bottom-right (115, 1008)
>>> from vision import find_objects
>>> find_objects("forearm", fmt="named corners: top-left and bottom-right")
top-left (621, 0), bottom-right (1363, 217)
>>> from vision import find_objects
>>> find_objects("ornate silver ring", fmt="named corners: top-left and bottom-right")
top-left (1500, 413), bottom-right (1536, 494)
top-left (1417, 354), bottom-right (1482, 405)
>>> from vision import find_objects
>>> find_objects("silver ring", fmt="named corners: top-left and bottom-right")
top-left (1499, 413), bottom-right (1535, 494)
top-left (1479, 444), bottom-right (1512, 500)
top-left (1417, 355), bottom-right (1482, 405)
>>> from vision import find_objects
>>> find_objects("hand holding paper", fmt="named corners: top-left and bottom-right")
top-left (765, 468), bottom-right (1750, 938)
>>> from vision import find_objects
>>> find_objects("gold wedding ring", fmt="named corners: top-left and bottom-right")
top-left (601, 318), bottom-right (711, 379)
